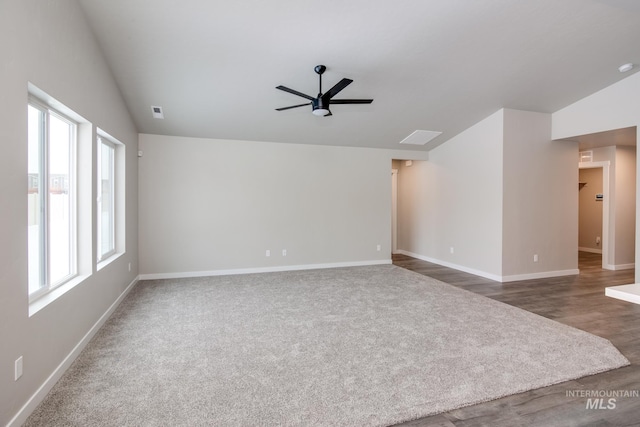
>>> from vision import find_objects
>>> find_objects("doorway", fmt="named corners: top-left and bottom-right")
top-left (578, 164), bottom-right (608, 269)
top-left (578, 164), bottom-right (609, 268)
top-left (572, 127), bottom-right (637, 273)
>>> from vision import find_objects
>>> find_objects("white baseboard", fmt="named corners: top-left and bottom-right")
top-left (396, 250), bottom-right (580, 283)
top-left (610, 263), bottom-right (635, 271)
top-left (7, 275), bottom-right (140, 427)
top-left (576, 249), bottom-right (634, 271)
top-left (138, 259), bottom-right (392, 281)
top-left (579, 247), bottom-right (602, 254)
top-left (501, 269), bottom-right (580, 282)
top-left (395, 250), bottom-right (503, 282)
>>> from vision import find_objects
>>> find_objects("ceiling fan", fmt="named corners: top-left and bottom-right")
top-left (276, 65), bottom-right (373, 117)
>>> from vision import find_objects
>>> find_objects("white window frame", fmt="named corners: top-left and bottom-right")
top-left (28, 97), bottom-right (78, 302)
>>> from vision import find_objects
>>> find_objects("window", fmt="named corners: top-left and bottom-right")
top-left (28, 101), bottom-right (77, 298)
top-left (97, 137), bottom-right (115, 261)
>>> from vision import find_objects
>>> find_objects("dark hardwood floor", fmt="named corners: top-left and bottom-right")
top-left (392, 252), bottom-right (640, 427)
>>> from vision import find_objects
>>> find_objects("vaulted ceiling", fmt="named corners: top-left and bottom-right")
top-left (78, 0), bottom-right (640, 151)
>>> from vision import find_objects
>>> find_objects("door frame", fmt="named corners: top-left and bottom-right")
top-left (391, 169), bottom-right (398, 254)
top-left (579, 161), bottom-right (611, 269)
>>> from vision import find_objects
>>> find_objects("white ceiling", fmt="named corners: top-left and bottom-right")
top-left (78, 0), bottom-right (640, 151)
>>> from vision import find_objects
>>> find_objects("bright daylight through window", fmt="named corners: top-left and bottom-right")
top-left (28, 102), bottom-right (77, 298)
top-left (97, 136), bottom-right (115, 261)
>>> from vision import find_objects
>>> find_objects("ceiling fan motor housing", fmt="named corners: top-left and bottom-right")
top-left (312, 98), bottom-right (330, 116)
top-left (312, 97), bottom-right (327, 109)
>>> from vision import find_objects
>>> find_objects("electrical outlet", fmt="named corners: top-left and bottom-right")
top-left (450, 247), bottom-right (454, 254)
top-left (376, 244), bottom-right (381, 251)
top-left (282, 249), bottom-right (287, 256)
top-left (266, 250), bottom-right (270, 257)
top-left (533, 254), bottom-right (539, 263)
top-left (128, 262), bottom-right (131, 272)
top-left (15, 356), bottom-right (23, 381)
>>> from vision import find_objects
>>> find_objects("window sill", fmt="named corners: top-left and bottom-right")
top-left (97, 251), bottom-right (124, 271)
top-left (29, 274), bottom-right (90, 317)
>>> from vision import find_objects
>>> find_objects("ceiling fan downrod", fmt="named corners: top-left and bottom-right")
top-left (314, 65), bottom-right (326, 95)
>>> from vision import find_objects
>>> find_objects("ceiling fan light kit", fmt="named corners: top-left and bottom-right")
top-left (276, 65), bottom-right (373, 117)
top-left (312, 108), bottom-right (330, 117)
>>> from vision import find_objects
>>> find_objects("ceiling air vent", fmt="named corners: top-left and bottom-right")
top-left (151, 106), bottom-right (164, 119)
top-left (399, 130), bottom-right (442, 145)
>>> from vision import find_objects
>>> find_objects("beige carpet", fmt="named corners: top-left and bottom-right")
top-left (25, 265), bottom-right (628, 426)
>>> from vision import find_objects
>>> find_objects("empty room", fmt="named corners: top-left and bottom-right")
top-left (2, 1), bottom-right (640, 426)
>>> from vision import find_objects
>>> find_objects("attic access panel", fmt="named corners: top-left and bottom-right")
top-left (399, 130), bottom-right (442, 145)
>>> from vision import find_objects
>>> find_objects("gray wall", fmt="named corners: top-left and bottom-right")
top-left (501, 109), bottom-right (578, 279)
top-left (397, 110), bottom-right (505, 279)
top-left (138, 134), bottom-right (427, 277)
top-left (396, 109), bottom-right (579, 281)
top-left (614, 146), bottom-right (636, 267)
top-left (0, 1), bottom-right (139, 424)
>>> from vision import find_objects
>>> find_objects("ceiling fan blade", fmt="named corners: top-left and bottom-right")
top-left (329, 99), bottom-right (374, 104)
top-left (276, 85), bottom-right (315, 101)
top-left (275, 102), bottom-right (311, 111)
top-left (323, 78), bottom-right (353, 99)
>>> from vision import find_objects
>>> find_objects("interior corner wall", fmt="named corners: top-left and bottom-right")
top-left (0, 1), bottom-right (139, 425)
top-left (137, 134), bottom-right (426, 277)
top-left (396, 110), bottom-right (504, 280)
top-left (615, 146), bottom-right (636, 266)
top-left (501, 109), bottom-right (578, 280)
top-left (552, 71), bottom-right (640, 281)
